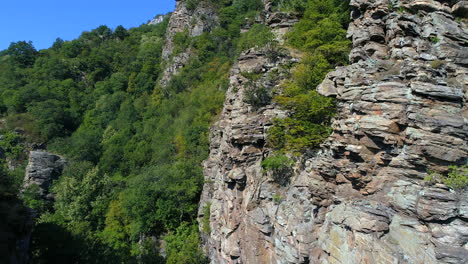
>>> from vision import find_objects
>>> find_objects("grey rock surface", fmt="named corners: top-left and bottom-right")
top-left (198, 0), bottom-right (468, 263)
top-left (148, 14), bottom-right (167, 25)
top-left (22, 151), bottom-right (66, 201)
top-left (159, 0), bottom-right (218, 87)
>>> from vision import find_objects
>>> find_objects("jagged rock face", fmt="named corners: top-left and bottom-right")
top-left (199, 0), bottom-right (468, 263)
top-left (159, 0), bottom-right (218, 86)
top-left (148, 14), bottom-right (168, 25)
top-left (22, 151), bottom-right (66, 201)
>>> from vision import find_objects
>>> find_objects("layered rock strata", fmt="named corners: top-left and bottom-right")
top-left (199, 0), bottom-right (468, 263)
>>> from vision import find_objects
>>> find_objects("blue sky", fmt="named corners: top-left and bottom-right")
top-left (0, 0), bottom-right (176, 51)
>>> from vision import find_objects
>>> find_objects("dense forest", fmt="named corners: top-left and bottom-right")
top-left (0, 0), bottom-right (351, 263)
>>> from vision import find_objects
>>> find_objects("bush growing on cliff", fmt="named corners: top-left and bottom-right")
top-left (238, 24), bottom-right (276, 52)
top-left (262, 154), bottom-right (294, 172)
top-left (244, 85), bottom-right (271, 107)
top-left (262, 154), bottom-right (294, 185)
top-left (202, 202), bottom-right (211, 234)
top-left (271, 0), bottom-right (307, 12)
top-left (241, 71), bottom-right (271, 107)
top-left (267, 0), bottom-right (350, 153)
top-left (22, 184), bottom-right (47, 211)
top-left (429, 36), bottom-right (440, 44)
top-left (444, 166), bottom-right (468, 190)
top-left (173, 30), bottom-right (191, 56)
top-left (272, 193), bottom-right (283, 204)
top-left (186, 0), bottom-right (198, 10)
top-left (425, 166), bottom-right (468, 191)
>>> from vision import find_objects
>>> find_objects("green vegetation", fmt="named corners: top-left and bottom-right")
top-left (242, 71), bottom-right (271, 107)
top-left (202, 203), bottom-right (211, 234)
top-left (0, 130), bottom-right (24, 160)
top-left (272, 193), bottom-right (283, 204)
top-left (261, 154), bottom-right (294, 185)
top-left (238, 23), bottom-right (283, 63)
top-left (425, 166), bottom-right (468, 191)
top-left (164, 223), bottom-right (208, 264)
top-left (244, 85), bottom-right (271, 107)
top-left (0, 0), bottom-right (267, 262)
top-left (271, 0), bottom-right (307, 12)
top-left (4, 40), bottom-right (38, 68)
top-left (397, 6), bottom-right (407, 13)
top-left (261, 154), bottom-right (294, 172)
top-left (22, 184), bottom-right (47, 211)
top-left (429, 36), bottom-right (440, 44)
top-left (186, 0), bottom-right (198, 11)
top-left (430, 60), bottom-right (445, 69)
top-left (0, 0), bottom-right (354, 261)
top-left (173, 30), bottom-right (191, 56)
top-left (267, 0), bottom-right (350, 153)
top-left (0, 129), bottom-right (27, 195)
top-left (4, 113), bottom-right (42, 142)
top-left (238, 24), bottom-right (276, 52)
top-left (444, 166), bottom-right (468, 190)
top-left (388, 3), bottom-right (407, 13)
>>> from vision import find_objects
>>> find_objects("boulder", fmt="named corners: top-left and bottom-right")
top-left (22, 151), bottom-right (66, 201)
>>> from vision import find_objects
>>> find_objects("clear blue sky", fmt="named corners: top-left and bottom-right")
top-left (0, 0), bottom-right (176, 51)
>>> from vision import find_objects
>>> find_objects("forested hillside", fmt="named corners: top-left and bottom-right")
top-left (3, 0), bottom-right (466, 263)
top-left (0, 0), bottom-right (271, 262)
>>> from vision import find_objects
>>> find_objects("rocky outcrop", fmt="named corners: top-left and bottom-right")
top-left (148, 14), bottom-right (168, 25)
top-left (22, 151), bottom-right (66, 201)
top-left (159, 0), bottom-right (218, 86)
top-left (199, 0), bottom-right (468, 263)
top-left (0, 151), bottom-right (65, 264)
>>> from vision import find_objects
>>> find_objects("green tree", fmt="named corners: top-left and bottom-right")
top-left (164, 223), bottom-right (207, 264)
top-left (52, 38), bottom-right (65, 51)
top-left (28, 99), bottom-right (75, 140)
top-left (52, 164), bottom-right (115, 228)
top-left (113, 25), bottom-right (129, 40)
top-left (6, 40), bottom-right (38, 67)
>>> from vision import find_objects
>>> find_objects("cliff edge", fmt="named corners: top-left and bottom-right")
top-left (199, 0), bottom-right (468, 263)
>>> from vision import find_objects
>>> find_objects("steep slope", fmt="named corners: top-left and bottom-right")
top-left (199, 0), bottom-right (468, 263)
top-left (1, 0), bottom-right (273, 263)
top-left (159, 0), bottom-right (218, 86)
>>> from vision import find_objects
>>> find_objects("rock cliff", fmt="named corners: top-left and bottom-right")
top-left (159, 0), bottom-right (218, 86)
top-left (22, 151), bottom-right (66, 201)
top-left (148, 14), bottom-right (169, 25)
top-left (199, 0), bottom-right (468, 263)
